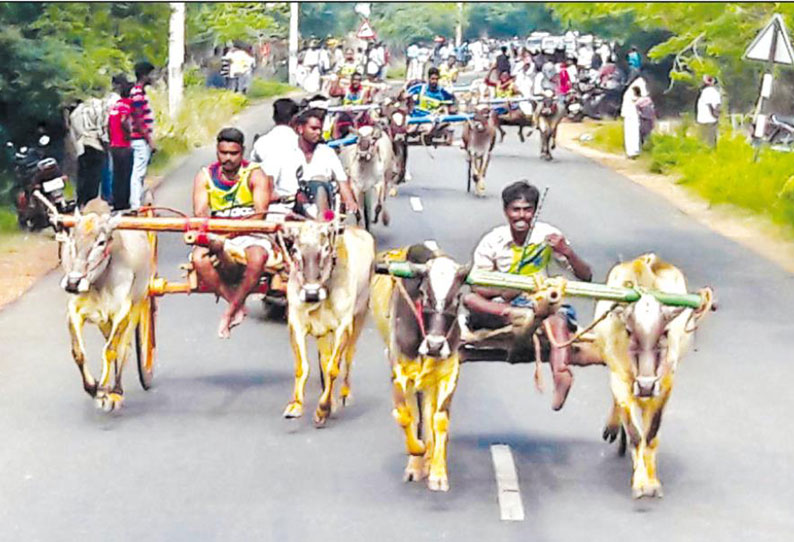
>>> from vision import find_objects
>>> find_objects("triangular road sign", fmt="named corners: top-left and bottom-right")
top-left (745, 13), bottom-right (794, 65)
top-left (357, 19), bottom-right (376, 41)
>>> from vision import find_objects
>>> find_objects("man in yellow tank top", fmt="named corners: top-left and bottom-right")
top-left (192, 128), bottom-right (274, 338)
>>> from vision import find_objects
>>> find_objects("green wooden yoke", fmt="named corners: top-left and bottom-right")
top-left (373, 262), bottom-right (705, 310)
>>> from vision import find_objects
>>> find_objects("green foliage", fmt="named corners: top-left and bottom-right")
top-left (373, 3), bottom-right (458, 47)
top-left (585, 120), bottom-right (625, 154)
top-left (147, 87), bottom-right (249, 173)
top-left (187, 2), bottom-right (282, 47)
top-left (0, 206), bottom-right (18, 233)
top-left (183, 65), bottom-right (205, 88)
top-left (247, 79), bottom-right (296, 100)
top-left (299, 3), bottom-right (358, 41)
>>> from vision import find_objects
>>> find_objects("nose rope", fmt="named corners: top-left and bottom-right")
top-left (395, 277), bottom-right (426, 338)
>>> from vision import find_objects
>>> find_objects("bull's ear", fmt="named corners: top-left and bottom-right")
top-left (373, 125), bottom-right (382, 140)
top-left (73, 205), bottom-right (81, 219)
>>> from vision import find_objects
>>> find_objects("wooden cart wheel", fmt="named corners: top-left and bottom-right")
top-left (136, 211), bottom-right (158, 390)
top-left (466, 159), bottom-right (473, 193)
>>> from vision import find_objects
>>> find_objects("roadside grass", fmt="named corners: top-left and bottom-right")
top-left (387, 64), bottom-right (407, 81)
top-left (147, 87), bottom-right (249, 173)
top-left (585, 120), bottom-right (794, 233)
top-left (0, 206), bottom-right (17, 233)
top-left (247, 78), bottom-right (296, 100)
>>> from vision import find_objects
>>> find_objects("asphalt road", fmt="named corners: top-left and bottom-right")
top-left (1, 99), bottom-right (792, 542)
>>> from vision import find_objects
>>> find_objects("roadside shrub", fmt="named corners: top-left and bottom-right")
top-left (588, 120), bottom-right (625, 155)
top-left (247, 78), bottom-right (295, 100)
top-left (147, 86), bottom-right (248, 172)
top-left (183, 65), bottom-right (205, 88)
top-left (0, 206), bottom-right (17, 233)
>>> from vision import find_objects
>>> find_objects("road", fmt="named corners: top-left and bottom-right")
top-left (1, 99), bottom-right (792, 542)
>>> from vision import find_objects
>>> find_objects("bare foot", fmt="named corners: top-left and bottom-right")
top-left (218, 306), bottom-right (247, 339)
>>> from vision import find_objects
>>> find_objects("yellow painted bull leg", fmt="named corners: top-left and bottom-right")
top-left (340, 312), bottom-right (366, 407)
top-left (391, 361), bottom-right (427, 482)
top-left (427, 357), bottom-right (461, 492)
top-left (67, 302), bottom-right (97, 397)
top-left (640, 394), bottom-right (670, 498)
top-left (314, 324), bottom-right (351, 427)
top-left (420, 381), bottom-right (437, 480)
top-left (624, 400), bottom-right (652, 499)
top-left (96, 301), bottom-right (133, 412)
top-left (284, 323), bottom-right (311, 419)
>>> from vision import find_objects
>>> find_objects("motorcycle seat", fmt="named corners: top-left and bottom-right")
top-left (771, 114), bottom-right (794, 127)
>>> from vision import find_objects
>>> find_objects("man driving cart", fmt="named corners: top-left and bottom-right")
top-left (406, 66), bottom-right (457, 146)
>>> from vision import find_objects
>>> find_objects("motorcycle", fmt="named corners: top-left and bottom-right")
top-left (7, 135), bottom-right (75, 231)
top-left (763, 114), bottom-right (794, 149)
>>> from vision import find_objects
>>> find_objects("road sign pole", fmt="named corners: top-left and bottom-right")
top-left (288, 2), bottom-right (299, 87)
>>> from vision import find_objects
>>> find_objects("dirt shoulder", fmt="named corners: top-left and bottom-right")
top-left (557, 121), bottom-right (794, 275)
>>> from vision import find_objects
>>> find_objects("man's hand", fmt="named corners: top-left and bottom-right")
top-left (344, 196), bottom-right (359, 215)
top-left (502, 306), bottom-right (536, 331)
top-left (545, 233), bottom-right (572, 258)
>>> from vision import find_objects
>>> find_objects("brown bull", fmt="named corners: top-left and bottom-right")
top-left (462, 105), bottom-right (496, 197)
top-left (371, 245), bottom-right (470, 491)
top-left (593, 254), bottom-right (714, 498)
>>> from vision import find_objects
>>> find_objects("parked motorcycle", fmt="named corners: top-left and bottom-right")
top-left (763, 114), bottom-right (794, 149)
top-left (7, 135), bottom-right (75, 231)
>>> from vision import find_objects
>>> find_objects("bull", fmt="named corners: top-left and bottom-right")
top-left (60, 199), bottom-right (152, 411)
top-left (592, 254), bottom-right (715, 498)
top-left (371, 245), bottom-right (470, 491)
top-left (342, 124), bottom-right (394, 229)
top-left (461, 104), bottom-right (496, 197)
top-left (283, 220), bottom-right (375, 427)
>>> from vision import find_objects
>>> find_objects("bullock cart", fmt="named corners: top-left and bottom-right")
top-left (55, 211), bottom-right (293, 390)
top-left (374, 261), bottom-right (713, 363)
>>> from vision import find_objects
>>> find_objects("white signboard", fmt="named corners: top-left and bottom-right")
top-left (745, 14), bottom-right (794, 65)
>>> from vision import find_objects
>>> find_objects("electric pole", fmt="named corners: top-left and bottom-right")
top-left (456, 2), bottom-right (463, 48)
top-left (289, 2), bottom-right (299, 86)
top-left (168, 2), bottom-right (185, 119)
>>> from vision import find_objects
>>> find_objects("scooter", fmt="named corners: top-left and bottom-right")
top-left (8, 135), bottom-right (75, 231)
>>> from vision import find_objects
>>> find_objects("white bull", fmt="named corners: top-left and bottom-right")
top-left (592, 253), bottom-right (714, 498)
top-left (60, 199), bottom-right (152, 411)
top-left (342, 125), bottom-right (394, 229)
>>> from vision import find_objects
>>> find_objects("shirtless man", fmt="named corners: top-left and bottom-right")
top-left (192, 128), bottom-right (274, 338)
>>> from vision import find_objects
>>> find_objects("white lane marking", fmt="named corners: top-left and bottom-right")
top-left (410, 197), bottom-right (423, 212)
top-left (490, 444), bottom-right (525, 521)
top-left (424, 240), bottom-right (439, 251)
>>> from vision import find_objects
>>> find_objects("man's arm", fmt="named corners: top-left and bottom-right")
top-left (249, 167), bottom-right (274, 216)
top-left (329, 151), bottom-right (358, 213)
top-left (193, 170), bottom-right (210, 217)
top-left (545, 233), bottom-right (592, 282)
top-left (131, 92), bottom-right (155, 150)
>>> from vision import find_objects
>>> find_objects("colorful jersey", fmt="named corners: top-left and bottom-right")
top-left (108, 98), bottom-right (133, 148)
top-left (439, 65), bottom-right (459, 87)
top-left (130, 84), bottom-right (154, 141)
top-left (338, 62), bottom-right (358, 78)
top-left (203, 161), bottom-right (260, 218)
top-left (342, 87), bottom-right (366, 105)
top-left (472, 223), bottom-right (570, 278)
top-left (407, 83), bottom-right (455, 116)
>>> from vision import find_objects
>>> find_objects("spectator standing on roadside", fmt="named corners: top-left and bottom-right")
top-left (622, 84), bottom-right (642, 158)
top-left (69, 96), bottom-right (108, 207)
top-left (130, 61), bottom-right (156, 210)
top-left (108, 80), bottom-right (135, 210)
top-left (627, 46), bottom-right (642, 79)
top-left (696, 75), bottom-right (721, 148)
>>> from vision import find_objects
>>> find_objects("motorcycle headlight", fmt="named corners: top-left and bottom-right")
top-left (38, 135), bottom-right (50, 147)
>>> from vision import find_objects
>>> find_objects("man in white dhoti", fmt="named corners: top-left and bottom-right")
top-left (622, 85), bottom-right (642, 158)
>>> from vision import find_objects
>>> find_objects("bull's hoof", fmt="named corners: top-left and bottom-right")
top-left (603, 423), bottom-right (620, 443)
top-left (475, 180), bottom-right (486, 197)
top-left (83, 380), bottom-right (98, 398)
top-left (340, 386), bottom-right (353, 407)
top-left (95, 391), bottom-right (123, 412)
top-left (632, 480), bottom-right (663, 499)
top-left (389, 187), bottom-right (398, 197)
top-left (381, 209), bottom-right (390, 226)
top-left (313, 409), bottom-right (329, 428)
top-left (427, 474), bottom-right (450, 492)
top-left (283, 401), bottom-right (304, 419)
top-left (403, 456), bottom-right (426, 482)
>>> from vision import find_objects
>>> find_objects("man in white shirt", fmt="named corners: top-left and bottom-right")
top-left (696, 75), bottom-right (721, 147)
top-left (259, 107), bottom-right (358, 218)
top-left (252, 98), bottom-right (300, 200)
top-left (463, 180), bottom-right (598, 410)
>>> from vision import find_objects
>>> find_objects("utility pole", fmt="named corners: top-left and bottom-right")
top-left (456, 2), bottom-right (463, 48)
top-left (168, 2), bottom-right (185, 119)
top-left (289, 2), bottom-right (299, 86)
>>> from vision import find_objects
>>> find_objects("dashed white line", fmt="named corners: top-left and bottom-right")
top-left (490, 444), bottom-right (525, 521)
top-left (410, 197), bottom-right (424, 212)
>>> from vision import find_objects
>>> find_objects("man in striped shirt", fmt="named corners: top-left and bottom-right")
top-left (129, 61), bottom-right (156, 209)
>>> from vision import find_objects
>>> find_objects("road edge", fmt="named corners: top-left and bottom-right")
top-left (557, 124), bottom-right (794, 275)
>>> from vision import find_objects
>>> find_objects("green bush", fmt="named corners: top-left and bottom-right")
top-left (586, 120), bottom-right (625, 155)
top-left (247, 78), bottom-right (295, 100)
top-left (147, 87), bottom-right (249, 172)
top-left (387, 64), bottom-right (407, 81)
top-left (0, 206), bottom-right (18, 233)
top-left (183, 65), bottom-right (205, 88)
